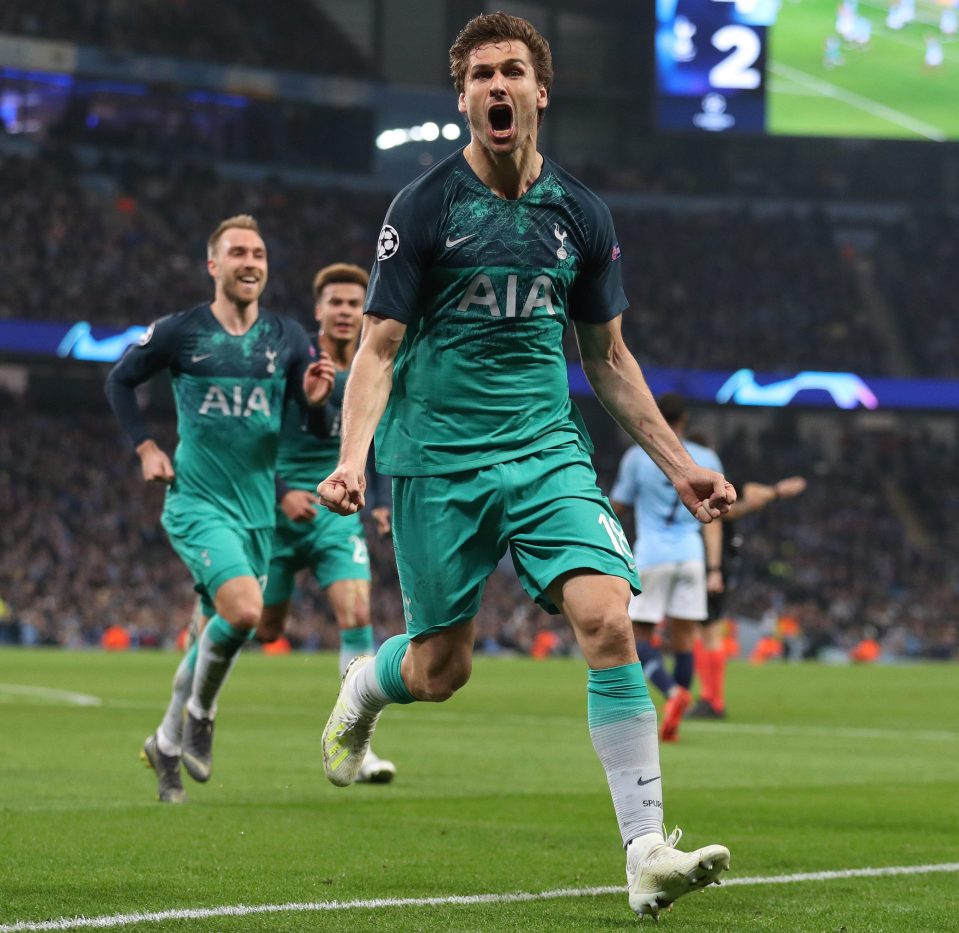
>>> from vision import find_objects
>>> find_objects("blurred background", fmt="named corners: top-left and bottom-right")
top-left (0, 0), bottom-right (956, 664)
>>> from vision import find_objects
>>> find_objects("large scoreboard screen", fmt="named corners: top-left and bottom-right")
top-left (656, 0), bottom-right (958, 140)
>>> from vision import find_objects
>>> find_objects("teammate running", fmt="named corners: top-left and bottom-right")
top-left (106, 215), bottom-right (334, 803)
top-left (258, 262), bottom-right (395, 783)
top-left (316, 14), bottom-right (733, 919)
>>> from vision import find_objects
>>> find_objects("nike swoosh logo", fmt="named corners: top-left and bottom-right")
top-left (445, 233), bottom-right (477, 248)
top-left (636, 775), bottom-right (661, 786)
top-left (191, 353), bottom-right (212, 363)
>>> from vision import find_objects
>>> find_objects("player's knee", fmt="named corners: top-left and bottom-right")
top-left (352, 598), bottom-right (371, 628)
top-left (578, 610), bottom-right (635, 656)
top-left (222, 600), bottom-right (262, 632)
top-left (410, 660), bottom-right (471, 702)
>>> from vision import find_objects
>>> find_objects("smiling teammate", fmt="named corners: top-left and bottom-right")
top-left (315, 14), bottom-right (734, 919)
top-left (106, 215), bottom-right (334, 803)
top-left (258, 263), bottom-right (395, 783)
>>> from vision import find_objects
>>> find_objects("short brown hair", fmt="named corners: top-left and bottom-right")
top-left (207, 214), bottom-right (262, 258)
top-left (449, 12), bottom-right (553, 97)
top-left (313, 262), bottom-right (369, 300)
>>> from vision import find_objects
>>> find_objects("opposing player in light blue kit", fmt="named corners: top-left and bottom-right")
top-left (610, 393), bottom-right (724, 744)
top-left (106, 215), bottom-right (334, 803)
top-left (259, 262), bottom-right (395, 783)
top-left (317, 13), bottom-right (735, 919)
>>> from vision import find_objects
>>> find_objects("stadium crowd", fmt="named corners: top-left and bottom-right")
top-left (3, 149), bottom-right (952, 377)
top-left (873, 212), bottom-right (959, 379)
top-left (0, 391), bottom-right (955, 661)
top-left (0, 0), bottom-right (374, 78)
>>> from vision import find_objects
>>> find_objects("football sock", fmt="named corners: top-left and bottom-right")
top-left (636, 642), bottom-right (675, 698)
top-left (345, 633), bottom-right (416, 713)
top-left (157, 642), bottom-right (198, 755)
top-left (187, 615), bottom-right (251, 719)
top-left (339, 624), bottom-right (375, 677)
top-left (587, 663), bottom-right (664, 846)
top-left (707, 649), bottom-right (726, 711)
top-left (372, 634), bottom-right (416, 704)
top-left (673, 650), bottom-right (694, 690)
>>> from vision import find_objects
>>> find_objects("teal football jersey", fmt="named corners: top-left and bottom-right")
top-left (275, 365), bottom-right (347, 490)
top-left (365, 151), bottom-right (628, 477)
top-left (106, 303), bottom-right (311, 528)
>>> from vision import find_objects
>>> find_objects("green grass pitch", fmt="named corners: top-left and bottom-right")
top-left (1, 649), bottom-right (957, 931)
top-left (768, 0), bottom-right (959, 140)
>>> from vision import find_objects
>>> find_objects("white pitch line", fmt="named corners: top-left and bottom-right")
top-left (2, 863), bottom-right (957, 932)
top-left (769, 62), bottom-right (947, 140)
top-left (0, 684), bottom-right (101, 707)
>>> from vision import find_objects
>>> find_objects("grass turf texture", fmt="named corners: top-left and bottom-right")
top-left (1, 649), bottom-right (957, 931)
top-left (768, 0), bottom-right (959, 140)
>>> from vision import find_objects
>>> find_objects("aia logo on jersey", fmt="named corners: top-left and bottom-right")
top-left (198, 385), bottom-right (272, 418)
top-left (377, 225), bottom-right (399, 261)
top-left (457, 273), bottom-right (557, 318)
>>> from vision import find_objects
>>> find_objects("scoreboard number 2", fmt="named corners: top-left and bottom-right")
top-left (709, 25), bottom-right (761, 89)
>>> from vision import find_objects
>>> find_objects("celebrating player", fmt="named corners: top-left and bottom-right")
top-left (105, 215), bottom-right (334, 803)
top-left (258, 262), bottom-right (395, 783)
top-left (316, 13), bottom-right (733, 919)
top-left (610, 393), bottom-right (724, 744)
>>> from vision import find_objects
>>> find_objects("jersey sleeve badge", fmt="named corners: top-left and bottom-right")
top-left (377, 225), bottom-right (400, 261)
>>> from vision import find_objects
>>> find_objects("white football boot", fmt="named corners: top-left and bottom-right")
top-left (322, 656), bottom-right (381, 787)
top-left (356, 748), bottom-right (396, 784)
top-left (626, 826), bottom-right (730, 919)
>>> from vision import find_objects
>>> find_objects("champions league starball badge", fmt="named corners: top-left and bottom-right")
top-left (377, 225), bottom-right (400, 260)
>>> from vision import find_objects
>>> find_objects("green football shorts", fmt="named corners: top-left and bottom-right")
top-left (162, 507), bottom-right (273, 617)
top-left (263, 506), bottom-right (371, 607)
top-left (392, 441), bottom-right (640, 639)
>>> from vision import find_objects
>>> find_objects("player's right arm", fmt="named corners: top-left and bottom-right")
top-left (104, 317), bottom-right (178, 484)
top-left (576, 317), bottom-right (735, 523)
top-left (317, 315), bottom-right (406, 515)
top-left (319, 182), bottom-right (430, 515)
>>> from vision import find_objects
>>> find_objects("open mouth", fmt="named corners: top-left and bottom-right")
top-left (488, 103), bottom-right (514, 139)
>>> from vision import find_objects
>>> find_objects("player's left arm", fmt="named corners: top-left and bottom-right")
top-left (574, 316), bottom-right (735, 523)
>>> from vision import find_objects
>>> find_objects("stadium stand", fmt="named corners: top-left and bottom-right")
top-left (3, 149), bottom-right (949, 380)
top-left (0, 389), bottom-right (954, 660)
top-left (0, 0), bottom-right (375, 78)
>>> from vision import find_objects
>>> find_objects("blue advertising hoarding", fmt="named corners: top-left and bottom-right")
top-left (2, 318), bottom-right (958, 412)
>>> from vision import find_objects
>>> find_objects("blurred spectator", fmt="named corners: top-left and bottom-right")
top-left (0, 0), bottom-right (375, 78)
top-left (0, 391), bottom-right (955, 659)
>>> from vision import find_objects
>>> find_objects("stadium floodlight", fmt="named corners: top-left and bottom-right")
top-left (376, 121), bottom-right (460, 150)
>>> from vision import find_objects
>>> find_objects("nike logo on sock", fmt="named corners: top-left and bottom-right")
top-left (636, 775), bottom-right (661, 786)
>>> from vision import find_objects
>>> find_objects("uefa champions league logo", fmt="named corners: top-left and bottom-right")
top-left (377, 225), bottom-right (400, 261)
